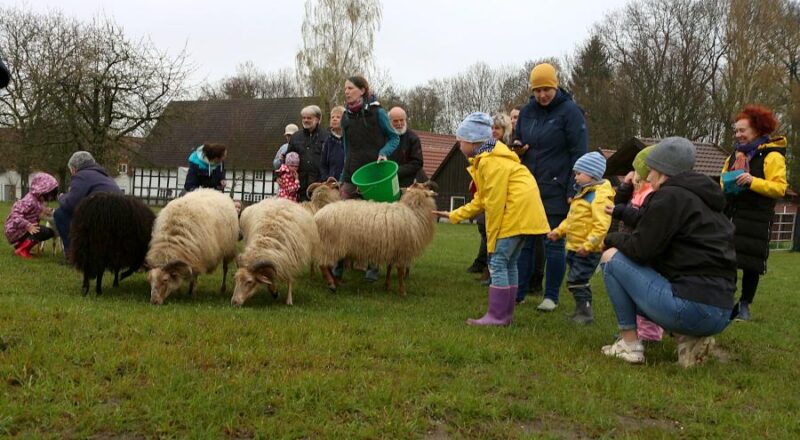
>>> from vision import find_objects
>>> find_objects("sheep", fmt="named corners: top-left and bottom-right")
top-left (33, 214), bottom-right (62, 257)
top-left (301, 177), bottom-right (341, 214)
top-left (231, 197), bottom-right (320, 307)
top-left (69, 192), bottom-right (156, 296)
top-left (313, 181), bottom-right (438, 296)
top-left (146, 188), bottom-right (239, 305)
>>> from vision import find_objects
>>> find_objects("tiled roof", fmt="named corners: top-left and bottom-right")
top-left (606, 137), bottom-right (730, 178)
top-left (416, 131), bottom-right (457, 178)
top-left (137, 97), bottom-right (316, 170)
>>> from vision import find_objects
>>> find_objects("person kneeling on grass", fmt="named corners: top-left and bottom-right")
top-left (434, 112), bottom-right (550, 326)
top-left (4, 172), bottom-right (59, 259)
top-left (600, 137), bottom-right (737, 367)
top-left (546, 151), bottom-right (614, 324)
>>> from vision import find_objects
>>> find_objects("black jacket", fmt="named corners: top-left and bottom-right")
top-left (604, 171), bottom-right (737, 309)
top-left (287, 126), bottom-right (329, 200)
top-left (611, 182), bottom-right (644, 229)
top-left (389, 130), bottom-right (424, 187)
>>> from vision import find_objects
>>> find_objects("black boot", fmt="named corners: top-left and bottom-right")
top-left (737, 301), bottom-right (751, 321)
top-left (571, 300), bottom-right (594, 324)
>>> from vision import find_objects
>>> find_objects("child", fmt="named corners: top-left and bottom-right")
top-left (4, 172), bottom-right (59, 259)
top-left (547, 152), bottom-right (614, 324)
top-left (276, 152), bottom-right (301, 202)
top-left (609, 146), bottom-right (664, 341)
top-left (434, 112), bottom-right (550, 326)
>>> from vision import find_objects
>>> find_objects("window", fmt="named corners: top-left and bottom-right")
top-left (770, 212), bottom-right (796, 250)
top-left (450, 196), bottom-right (465, 211)
top-left (118, 163), bottom-right (128, 174)
top-left (157, 188), bottom-right (173, 200)
top-left (253, 171), bottom-right (267, 180)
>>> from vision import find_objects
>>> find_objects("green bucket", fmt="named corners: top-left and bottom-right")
top-left (351, 160), bottom-right (401, 202)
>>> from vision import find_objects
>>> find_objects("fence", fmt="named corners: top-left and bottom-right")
top-left (132, 167), bottom-right (276, 206)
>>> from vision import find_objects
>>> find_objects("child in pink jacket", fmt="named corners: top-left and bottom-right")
top-left (4, 173), bottom-right (59, 259)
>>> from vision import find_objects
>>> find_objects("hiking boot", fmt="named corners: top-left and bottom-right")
top-left (536, 298), bottom-right (558, 312)
top-left (676, 335), bottom-right (716, 368)
top-left (736, 301), bottom-right (751, 322)
top-left (601, 338), bottom-right (645, 364)
top-left (466, 262), bottom-right (485, 274)
top-left (571, 300), bottom-right (594, 324)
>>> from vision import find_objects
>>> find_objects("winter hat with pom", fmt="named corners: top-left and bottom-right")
top-left (573, 151), bottom-right (607, 180)
top-left (285, 152), bottom-right (300, 167)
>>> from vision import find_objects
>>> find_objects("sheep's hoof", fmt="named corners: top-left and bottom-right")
top-left (81, 287), bottom-right (89, 296)
top-left (271, 292), bottom-right (279, 300)
top-left (327, 284), bottom-right (337, 293)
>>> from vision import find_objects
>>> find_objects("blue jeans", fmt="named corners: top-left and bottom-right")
top-left (489, 236), bottom-right (527, 288)
top-left (517, 214), bottom-right (566, 303)
top-left (53, 208), bottom-right (72, 252)
top-left (566, 251), bottom-right (601, 303)
top-left (602, 252), bottom-right (732, 336)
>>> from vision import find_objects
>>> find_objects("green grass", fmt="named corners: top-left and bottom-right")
top-left (1, 201), bottom-right (799, 439)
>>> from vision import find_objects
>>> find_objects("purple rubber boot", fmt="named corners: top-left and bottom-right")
top-left (467, 286), bottom-right (513, 326)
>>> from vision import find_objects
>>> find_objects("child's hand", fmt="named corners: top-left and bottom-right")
top-left (26, 223), bottom-right (40, 234)
top-left (623, 171), bottom-right (636, 184)
top-left (604, 205), bottom-right (614, 215)
top-left (576, 246), bottom-right (589, 257)
top-left (547, 230), bottom-right (560, 241)
top-left (432, 210), bottom-right (450, 219)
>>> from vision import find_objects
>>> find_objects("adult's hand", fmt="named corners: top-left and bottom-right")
top-left (377, 155), bottom-right (387, 162)
top-left (736, 172), bottom-right (753, 187)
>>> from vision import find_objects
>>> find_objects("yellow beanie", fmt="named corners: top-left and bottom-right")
top-left (529, 63), bottom-right (559, 89)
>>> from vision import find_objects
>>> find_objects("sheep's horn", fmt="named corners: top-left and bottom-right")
top-left (325, 177), bottom-right (338, 184)
top-left (307, 182), bottom-right (322, 198)
top-left (162, 260), bottom-right (192, 278)
top-left (249, 260), bottom-right (276, 279)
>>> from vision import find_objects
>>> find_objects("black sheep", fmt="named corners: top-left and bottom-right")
top-left (69, 192), bottom-right (156, 295)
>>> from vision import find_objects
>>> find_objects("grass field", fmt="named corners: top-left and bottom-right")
top-left (1, 201), bottom-right (799, 439)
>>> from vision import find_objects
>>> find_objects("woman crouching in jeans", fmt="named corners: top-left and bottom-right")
top-left (600, 137), bottom-right (737, 367)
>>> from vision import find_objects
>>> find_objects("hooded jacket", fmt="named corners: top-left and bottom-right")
top-left (185, 145), bottom-right (225, 192)
top-left (554, 179), bottom-right (615, 252)
top-left (514, 88), bottom-right (588, 217)
top-left (58, 164), bottom-right (121, 215)
top-left (721, 136), bottom-right (788, 273)
top-left (604, 171), bottom-right (737, 309)
top-left (449, 141), bottom-right (550, 253)
top-left (5, 173), bottom-right (59, 244)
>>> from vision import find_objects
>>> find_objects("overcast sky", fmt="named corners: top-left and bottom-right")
top-left (16, 0), bottom-right (631, 92)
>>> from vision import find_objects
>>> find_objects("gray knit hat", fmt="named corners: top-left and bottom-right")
top-left (67, 151), bottom-right (96, 171)
top-left (573, 151), bottom-right (606, 180)
top-left (645, 137), bottom-right (695, 176)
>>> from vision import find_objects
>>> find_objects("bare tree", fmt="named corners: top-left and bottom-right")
top-left (198, 62), bottom-right (301, 100)
top-left (295, 0), bottom-right (382, 111)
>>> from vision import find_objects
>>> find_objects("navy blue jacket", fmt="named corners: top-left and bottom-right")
top-left (58, 164), bottom-right (122, 215)
top-left (514, 88), bottom-right (588, 217)
top-left (320, 131), bottom-right (344, 181)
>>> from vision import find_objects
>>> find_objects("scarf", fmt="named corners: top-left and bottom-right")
top-left (472, 139), bottom-right (496, 157)
top-left (730, 135), bottom-right (769, 172)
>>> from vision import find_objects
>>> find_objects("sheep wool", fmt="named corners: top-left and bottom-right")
top-left (313, 182), bottom-right (437, 295)
top-left (146, 189), bottom-right (239, 305)
top-left (232, 197), bottom-right (321, 306)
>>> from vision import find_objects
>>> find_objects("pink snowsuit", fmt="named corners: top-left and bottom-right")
top-left (4, 173), bottom-right (59, 245)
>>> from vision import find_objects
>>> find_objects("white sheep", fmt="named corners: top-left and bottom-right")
top-left (146, 189), bottom-right (239, 305)
top-left (231, 197), bottom-right (320, 306)
top-left (313, 181), bottom-right (438, 296)
top-left (301, 177), bottom-right (341, 214)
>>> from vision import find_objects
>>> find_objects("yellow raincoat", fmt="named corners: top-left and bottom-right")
top-left (553, 180), bottom-right (615, 252)
top-left (721, 136), bottom-right (788, 199)
top-left (449, 141), bottom-right (550, 252)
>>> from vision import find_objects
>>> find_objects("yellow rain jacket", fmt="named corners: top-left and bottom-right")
top-left (721, 136), bottom-right (788, 199)
top-left (449, 141), bottom-right (550, 253)
top-left (553, 180), bottom-right (615, 253)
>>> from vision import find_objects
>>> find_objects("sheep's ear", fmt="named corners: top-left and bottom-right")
top-left (163, 260), bottom-right (192, 279)
top-left (249, 260), bottom-right (276, 285)
top-left (422, 180), bottom-right (439, 192)
top-left (307, 182), bottom-right (321, 198)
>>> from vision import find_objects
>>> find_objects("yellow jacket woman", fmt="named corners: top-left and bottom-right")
top-left (448, 140), bottom-right (550, 252)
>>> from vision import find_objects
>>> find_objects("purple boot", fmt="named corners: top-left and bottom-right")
top-left (467, 286), bottom-right (514, 326)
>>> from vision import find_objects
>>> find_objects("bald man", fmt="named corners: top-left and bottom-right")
top-left (388, 107), bottom-right (426, 187)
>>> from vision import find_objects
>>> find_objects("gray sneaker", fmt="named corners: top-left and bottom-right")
top-left (537, 298), bottom-right (557, 312)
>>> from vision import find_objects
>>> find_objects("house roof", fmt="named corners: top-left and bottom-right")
top-left (605, 137), bottom-right (729, 178)
top-left (137, 97), bottom-right (316, 170)
top-left (416, 131), bottom-right (457, 179)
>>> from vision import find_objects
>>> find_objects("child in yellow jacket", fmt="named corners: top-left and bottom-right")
top-left (434, 112), bottom-right (550, 326)
top-left (547, 152), bottom-right (614, 324)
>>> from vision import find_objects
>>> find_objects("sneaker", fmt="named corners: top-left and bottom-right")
top-left (601, 338), bottom-right (645, 364)
top-left (364, 267), bottom-right (379, 282)
top-left (536, 298), bottom-right (557, 312)
top-left (735, 301), bottom-right (751, 322)
top-left (676, 335), bottom-right (716, 368)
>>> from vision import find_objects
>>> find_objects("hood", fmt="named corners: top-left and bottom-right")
top-left (188, 145), bottom-right (222, 174)
top-left (759, 136), bottom-right (787, 152)
top-left (30, 172), bottom-right (59, 196)
top-left (576, 179), bottom-right (614, 199)
top-left (473, 141), bottom-right (520, 164)
top-left (663, 171), bottom-right (727, 212)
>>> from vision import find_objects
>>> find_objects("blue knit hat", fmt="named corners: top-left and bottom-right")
top-left (573, 152), bottom-right (606, 180)
top-left (456, 112), bottom-right (493, 143)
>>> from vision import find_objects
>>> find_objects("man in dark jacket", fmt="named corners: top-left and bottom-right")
top-left (286, 105), bottom-right (329, 201)
top-left (54, 151), bottom-right (122, 253)
top-left (601, 137), bottom-right (736, 366)
top-left (388, 107), bottom-right (425, 187)
top-left (513, 63), bottom-right (588, 311)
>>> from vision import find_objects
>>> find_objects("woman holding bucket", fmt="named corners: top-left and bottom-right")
top-left (340, 76), bottom-right (400, 200)
top-left (721, 105), bottom-right (788, 321)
